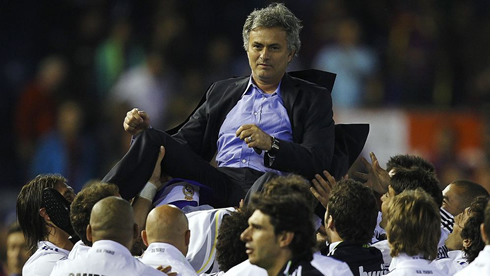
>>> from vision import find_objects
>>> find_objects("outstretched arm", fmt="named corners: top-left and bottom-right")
top-left (310, 170), bottom-right (337, 209)
top-left (132, 146), bottom-right (166, 236)
top-left (351, 152), bottom-right (390, 194)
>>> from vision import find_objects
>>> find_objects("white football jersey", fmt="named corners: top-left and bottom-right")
top-left (186, 207), bottom-right (235, 274)
top-left (50, 240), bottom-right (165, 276)
top-left (22, 241), bottom-right (69, 276)
top-left (142, 242), bottom-right (197, 276)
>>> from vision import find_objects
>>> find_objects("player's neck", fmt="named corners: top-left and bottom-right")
top-left (266, 250), bottom-right (292, 276)
top-left (47, 227), bottom-right (73, 251)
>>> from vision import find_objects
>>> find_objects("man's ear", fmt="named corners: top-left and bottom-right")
top-left (141, 230), bottom-right (149, 247)
top-left (278, 231), bottom-right (294, 248)
top-left (462, 238), bottom-right (472, 249)
top-left (288, 50), bottom-right (295, 63)
top-left (39, 207), bottom-right (56, 229)
top-left (39, 207), bottom-right (51, 222)
top-left (326, 215), bottom-right (335, 230)
top-left (86, 224), bottom-right (93, 242)
top-left (185, 230), bottom-right (191, 247)
top-left (481, 223), bottom-right (488, 244)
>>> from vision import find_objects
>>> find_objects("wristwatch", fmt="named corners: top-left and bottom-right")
top-left (268, 136), bottom-right (280, 156)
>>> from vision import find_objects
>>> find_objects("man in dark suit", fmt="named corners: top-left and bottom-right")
top-left (114, 3), bottom-right (335, 207)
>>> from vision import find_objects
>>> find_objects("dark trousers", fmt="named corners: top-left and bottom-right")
top-left (102, 128), bottom-right (268, 207)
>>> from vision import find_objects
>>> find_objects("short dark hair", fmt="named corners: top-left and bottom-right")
top-left (461, 195), bottom-right (489, 262)
top-left (327, 179), bottom-right (378, 244)
top-left (262, 174), bottom-right (317, 211)
top-left (452, 180), bottom-right (489, 207)
top-left (485, 202), bottom-right (490, 244)
top-left (250, 192), bottom-right (315, 259)
top-left (390, 167), bottom-right (443, 207)
top-left (386, 154), bottom-right (436, 174)
top-left (216, 206), bottom-right (254, 272)
top-left (16, 174), bottom-right (66, 255)
top-left (70, 182), bottom-right (120, 245)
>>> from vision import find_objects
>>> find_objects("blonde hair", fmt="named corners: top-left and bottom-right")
top-left (386, 188), bottom-right (440, 260)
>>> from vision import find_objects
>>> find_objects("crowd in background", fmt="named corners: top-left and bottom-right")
top-left (2, 0), bottom-right (490, 269)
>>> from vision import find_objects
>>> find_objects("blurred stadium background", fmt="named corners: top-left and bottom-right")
top-left (1, 0), bottom-right (490, 266)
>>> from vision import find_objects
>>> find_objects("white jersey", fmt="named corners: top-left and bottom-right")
top-left (50, 240), bottom-right (165, 276)
top-left (437, 226), bottom-right (450, 259)
top-left (434, 250), bottom-right (467, 275)
top-left (371, 211), bottom-right (386, 244)
top-left (141, 242), bottom-right (197, 276)
top-left (67, 240), bottom-right (89, 260)
top-left (387, 254), bottom-right (445, 275)
top-left (22, 241), bottom-right (69, 276)
top-left (223, 252), bottom-right (353, 276)
top-left (186, 207), bottom-right (235, 274)
top-left (454, 245), bottom-right (490, 276)
top-left (372, 239), bottom-right (391, 272)
top-left (374, 225), bottom-right (449, 270)
top-left (440, 207), bottom-right (454, 234)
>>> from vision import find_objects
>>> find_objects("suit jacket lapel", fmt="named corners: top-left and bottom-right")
top-left (280, 73), bottom-right (300, 129)
top-left (229, 77), bottom-right (249, 106)
top-left (213, 76), bottom-right (249, 113)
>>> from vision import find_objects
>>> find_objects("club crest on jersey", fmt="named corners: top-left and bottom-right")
top-left (183, 184), bottom-right (195, 201)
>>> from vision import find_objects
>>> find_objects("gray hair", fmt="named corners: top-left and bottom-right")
top-left (242, 3), bottom-right (302, 56)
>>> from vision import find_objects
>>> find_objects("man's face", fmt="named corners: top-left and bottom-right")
top-left (445, 207), bottom-right (471, 250)
top-left (55, 180), bottom-right (76, 203)
top-left (247, 26), bottom-right (293, 88)
top-left (6, 232), bottom-right (29, 273)
top-left (380, 185), bottom-right (396, 229)
top-left (240, 210), bottom-right (283, 270)
top-left (442, 184), bottom-right (466, 216)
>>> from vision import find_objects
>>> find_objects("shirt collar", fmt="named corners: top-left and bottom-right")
top-left (389, 253), bottom-right (428, 271)
top-left (90, 240), bottom-right (132, 257)
top-left (328, 241), bottom-right (342, 254)
top-left (145, 242), bottom-right (185, 258)
top-left (244, 75), bottom-right (282, 97)
top-left (38, 240), bottom-right (71, 255)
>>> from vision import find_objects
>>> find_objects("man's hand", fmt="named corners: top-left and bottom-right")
top-left (148, 146), bottom-right (168, 190)
top-left (352, 152), bottom-right (390, 194)
top-left (310, 170), bottom-right (336, 209)
top-left (236, 124), bottom-right (272, 151)
top-left (123, 108), bottom-right (151, 135)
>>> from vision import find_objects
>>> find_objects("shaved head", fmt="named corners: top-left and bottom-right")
top-left (88, 196), bottom-right (136, 249)
top-left (143, 205), bottom-right (190, 255)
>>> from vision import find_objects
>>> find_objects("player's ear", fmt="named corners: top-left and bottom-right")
top-left (141, 230), bottom-right (149, 246)
top-left (87, 224), bottom-right (93, 242)
top-left (278, 231), bottom-right (294, 248)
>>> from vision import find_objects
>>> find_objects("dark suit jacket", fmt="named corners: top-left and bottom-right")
top-left (169, 71), bottom-right (335, 179)
top-left (102, 70), bottom-right (368, 203)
